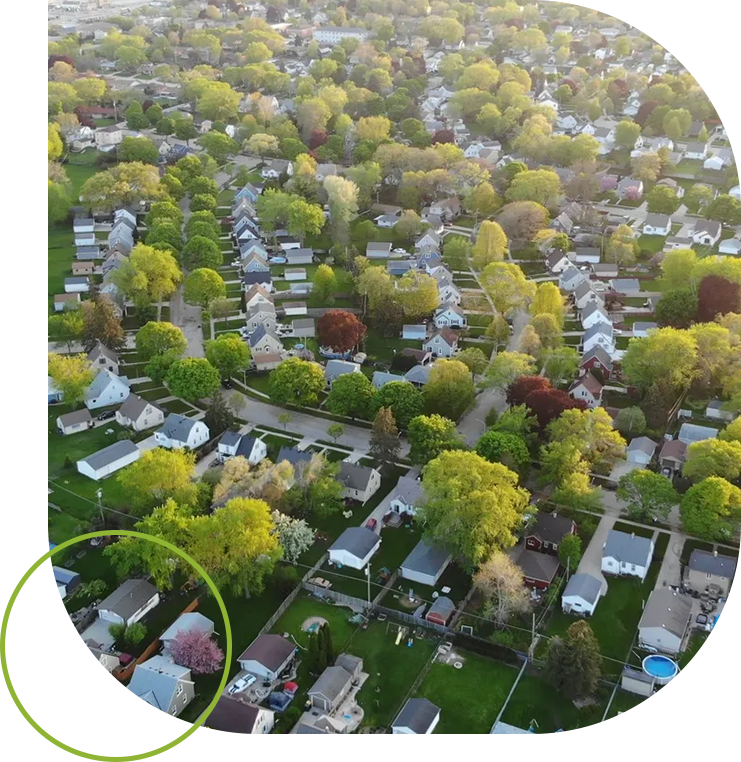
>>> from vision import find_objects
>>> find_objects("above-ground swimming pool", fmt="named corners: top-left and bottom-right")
top-left (643, 655), bottom-right (679, 682)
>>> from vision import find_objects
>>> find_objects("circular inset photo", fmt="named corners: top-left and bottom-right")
top-left (51, 531), bottom-right (231, 745)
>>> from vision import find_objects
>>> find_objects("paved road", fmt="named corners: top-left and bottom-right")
top-left (170, 287), bottom-right (205, 358)
top-left (575, 513), bottom-right (616, 595)
top-left (654, 531), bottom-right (685, 590)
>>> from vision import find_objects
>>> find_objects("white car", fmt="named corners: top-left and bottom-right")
top-left (228, 674), bottom-right (257, 694)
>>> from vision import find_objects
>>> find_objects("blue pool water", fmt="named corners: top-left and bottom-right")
top-left (307, 623), bottom-right (319, 633)
top-left (643, 655), bottom-right (679, 679)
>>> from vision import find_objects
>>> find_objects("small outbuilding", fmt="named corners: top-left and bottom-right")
top-left (561, 573), bottom-right (603, 616)
top-left (328, 527), bottom-right (381, 570)
top-left (400, 541), bottom-right (451, 588)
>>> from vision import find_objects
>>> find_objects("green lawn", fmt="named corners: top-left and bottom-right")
top-left (382, 562), bottom-right (472, 615)
top-left (500, 673), bottom-right (609, 732)
top-left (416, 651), bottom-right (519, 733)
top-left (48, 226), bottom-right (76, 302)
top-left (636, 235), bottom-right (668, 254)
top-left (363, 330), bottom-right (422, 364)
top-left (604, 689), bottom-right (647, 720)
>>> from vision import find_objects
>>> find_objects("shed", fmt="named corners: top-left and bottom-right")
top-left (53, 566), bottom-right (82, 598)
top-left (561, 573), bottom-right (603, 616)
top-left (97, 578), bottom-right (159, 626)
top-left (425, 596), bottom-right (455, 626)
top-left (400, 541), bottom-right (451, 587)
top-left (328, 527), bottom-right (381, 570)
top-left (76, 440), bottom-right (140, 481)
top-left (392, 698), bottom-right (441, 734)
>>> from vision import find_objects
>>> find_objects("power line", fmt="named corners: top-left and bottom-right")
top-left (47, 480), bottom-right (137, 521)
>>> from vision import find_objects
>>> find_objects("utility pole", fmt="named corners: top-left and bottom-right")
top-left (96, 488), bottom-right (104, 526)
top-left (366, 563), bottom-right (371, 608)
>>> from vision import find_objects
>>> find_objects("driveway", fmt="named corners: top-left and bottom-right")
top-left (170, 287), bottom-right (204, 358)
top-left (575, 513), bottom-right (616, 595)
top-left (653, 531), bottom-right (685, 590)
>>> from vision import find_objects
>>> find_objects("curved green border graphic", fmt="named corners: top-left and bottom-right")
top-left (49, 529), bottom-right (232, 748)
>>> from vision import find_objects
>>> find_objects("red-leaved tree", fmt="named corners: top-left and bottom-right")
top-left (697, 275), bottom-right (740, 323)
top-left (524, 388), bottom-right (588, 428)
top-left (507, 375), bottom-right (552, 407)
top-left (317, 310), bottom-right (367, 352)
top-left (169, 628), bottom-right (224, 675)
top-left (431, 129), bottom-right (454, 145)
top-left (309, 130), bottom-right (328, 149)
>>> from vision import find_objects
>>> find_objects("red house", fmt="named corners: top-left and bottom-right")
top-left (579, 346), bottom-right (613, 380)
top-left (525, 513), bottom-right (577, 555)
top-left (511, 545), bottom-right (560, 590)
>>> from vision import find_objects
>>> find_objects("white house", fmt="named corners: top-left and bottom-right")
top-left (155, 414), bottom-right (210, 450)
top-left (248, 325), bottom-right (284, 355)
top-left (582, 323), bottom-right (616, 355)
top-left (704, 155), bottom-right (725, 171)
top-left (424, 328), bottom-right (459, 358)
top-left (217, 431), bottom-right (268, 465)
top-left (97, 578), bottom-right (159, 627)
top-left (561, 573), bottom-right (603, 616)
top-left (94, 124), bottom-right (123, 149)
top-left (392, 699), bottom-right (441, 735)
top-left (400, 540), bottom-right (451, 588)
top-left (115, 394), bottom-right (165, 432)
top-left (328, 527), bottom-right (381, 570)
top-left (337, 462), bottom-right (381, 504)
top-left (77, 440), bottom-right (140, 481)
top-left (601, 530), bottom-right (654, 581)
top-left (312, 26), bottom-right (369, 45)
top-left (237, 634), bottom-right (296, 680)
top-left (244, 284), bottom-right (274, 311)
top-left (324, 359), bottom-right (361, 387)
top-left (626, 437), bottom-right (657, 466)
top-left (84, 369), bottom-right (130, 410)
top-left (244, 303), bottom-right (278, 333)
top-left (573, 281), bottom-right (604, 310)
top-left (559, 265), bottom-right (587, 292)
top-left (638, 589), bottom-right (692, 655)
top-left (434, 304), bottom-right (467, 328)
top-left (684, 141), bottom-right (708, 160)
top-left (127, 656), bottom-right (195, 717)
top-left (580, 303), bottom-right (612, 330)
top-left (642, 214), bottom-right (672, 236)
top-left (56, 408), bottom-right (93, 436)
top-left (692, 220), bottom-right (722, 246)
top-left (568, 372), bottom-right (603, 408)
top-left (389, 475), bottom-right (423, 515)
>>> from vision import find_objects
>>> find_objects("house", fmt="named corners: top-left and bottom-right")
top-left (242, 252), bottom-right (270, 273)
top-left (372, 371), bottom-right (405, 389)
top-left (389, 475), bottom-right (423, 515)
top-left (205, 696), bottom-right (275, 734)
top-left (276, 446), bottom-right (313, 475)
top-left (704, 155), bottom-right (725, 171)
top-left (84, 369), bottom-right (130, 410)
top-left (392, 698), bottom-right (441, 734)
top-left (415, 231), bottom-right (442, 251)
top-left (290, 317), bottom-right (315, 336)
top-left (684, 141), bottom-right (708, 160)
top-left (434, 304), bottom-right (467, 328)
top-left (248, 325), bottom-right (283, 355)
top-left (217, 432), bottom-right (267, 465)
top-left (525, 513), bottom-right (576, 554)
top-left (511, 545), bottom-right (560, 589)
top-left (243, 271), bottom-right (273, 291)
top-left (559, 265), bottom-right (587, 292)
top-left (94, 124), bottom-right (123, 149)
top-left (638, 589), bottom-right (692, 655)
top-left (77, 439), bottom-right (140, 481)
top-left (684, 550), bottom-right (736, 597)
top-left (626, 437), bottom-right (656, 466)
top-left (659, 439), bottom-right (687, 473)
top-left (328, 527), bottom-right (381, 570)
top-left (633, 321), bottom-right (658, 338)
top-left (573, 281), bottom-right (605, 311)
top-left (580, 346), bottom-right (613, 379)
top-left (574, 247), bottom-right (601, 264)
top-left (692, 220), bottom-right (723, 247)
top-left (160, 612), bottom-right (214, 653)
top-left (87, 643), bottom-right (120, 674)
top-left (601, 530), bottom-right (654, 581)
top-left (561, 573), bottom-right (603, 616)
top-left (312, 26), bottom-right (369, 44)
top-left (324, 360), bottom-right (361, 387)
top-left (402, 325), bottom-right (427, 341)
top-left (424, 328), bottom-right (459, 358)
top-left (428, 198), bottom-right (461, 221)
top-left (678, 422), bottom-right (718, 445)
top-left (400, 541), bottom-right (451, 588)
top-left (617, 176), bottom-right (644, 198)
top-left (127, 656), bottom-right (194, 717)
top-left (546, 250), bottom-right (571, 273)
top-left (285, 248), bottom-right (314, 265)
top-left (425, 596), bottom-right (455, 626)
top-left (245, 303), bottom-right (278, 333)
top-left (54, 566), bottom-right (81, 598)
top-left (366, 242), bottom-right (393, 259)
top-left (642, 213), bottom-right (672, 236)
top-left (74, 217), bottom-right (95, 234)
top-left (719, 237), bottom-right (741, 255)
top-left (260, 159), bottom-right (292, 179)
top-left (56, 408), bottom-right (93, 436)
top-left (97, 578), bottom-right (159, 627)
top-left (376, 212), bottom-right (401, 228)
top-left (307, 657), bottom-right (361, 712)
top-left (581, 303), bottom-right (612, 330)
top-left (237, 634), bottom-right (295, 680)
top-left (155, 414), bottom-right (210, 451)
top-left (239, 241), bottom-right (269, 261)
top-left (253, 352), bottom-right (283, 372)
top-left (54, 293), bottom-right (81, 312)
top-left (436, 278), bottom-right (461, 306)
top-left (64, 277), bottom-right (90, 294)
top-left (48, 376), bottom-right (63, 404)
top-left (337, 462), bottom-right (381, 504)
top-left (582, 323), bottom-right (616, 355)
top-left (115, 394), bottom-right (165, 432)
top-left (404, 364), bottom-right (432, 387)
top-left (705, 400), bottom-right (734, 422)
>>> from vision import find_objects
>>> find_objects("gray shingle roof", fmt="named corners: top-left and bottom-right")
top-left (308, 665), bottom-right (353, 704)
top-left (324, 360), bottom-right (360, 381)
top-left (688, 550), bottom-right (737, 578)
top-left (160, 612), bottom-right (214, 642)
top-left (98, 578), bottom-right (157, 620)
top-left (678, 423), bottom-right (718, 444)
top-left (638, 588), bottom-right (692, 638)
top-left (393, 698), bottom-right (440, 733)
top-left (603, 530), bottom-right (653, 566)
top-left (329, 527), bottom-right (380, 559)
top-left (58, 408), bottom-right (92, 427)
top-left (404, 365), bottom-right (432, 385)
top-left (127, 655), bottom-right (191, 711)
top-left (158, 413), bottom-right (199, 443)
top-left (276, 446), bottom-right (313, 468)
top-left (205, 696), bottom-right (263, 733)
top-left (238, 634), bottom-right (295, 670)
top-left (563, 573), bottom-right (602, 604)
top-left (338, 462), bottom-right (377, 491)
top-left (391, 475), bottom-right (423, 507)
top-left (401, 540), bottom-right (450, 578)
top-left (118, 393), bottom-right (158, 421)
top-left (79, 439), bottom-right (139, 471)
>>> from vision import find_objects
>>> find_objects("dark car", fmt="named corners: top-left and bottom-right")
top-left (221, 378), bottom-right (233, 389)
top-left (97, 410), bottom-right (116, 421)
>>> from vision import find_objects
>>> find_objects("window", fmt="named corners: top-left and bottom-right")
top-left (706, 573), bottom-right (712, 579)
top-left (176, 684), bottom-right (183, 696)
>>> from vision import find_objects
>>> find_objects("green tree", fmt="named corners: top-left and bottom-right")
top-left (373, 381), bottom-right (424, 429)
top-left (116, 449), bottom-right (198, 514)
top-left (484, 352), bottom-right (536, 390)
top-left (505, 169), bottom-right (562, 206)
top-left (646, 185), bottom-right (680, 215)
top-left (705, 194), bottom-right (741, 226)
top-left (558, 534), bottom-right (583, 572)
top-left (475, 430), bottom-right (530, 476)
top-left (327, 423), bottom-right (345, 444)
top-left (408, 414), bottom-right (465, 465)
top-left (369, 407), bottom-right (401, 472)
top-left (125, 101), bottom-right (149, 130)
top-left (48, 181), bottom-right (72, 223)
top-left (205, 333), bottom-right (252, 380)
top-left (614, 406), bottom-right (647, 437)
top-left (655, 288), bottom-right (698, 328)
top-left (48, 310), bottom-right (84, 353)
top-left (622, 326), bottom-right (699, 393)
top-left (419, 450), bottom-right (530, 568)
top-left (480, 262), bottom-right (536, 317)
top-left (544, 621), bottom-right (601, 701)
top-left (183, 235), bottom-right (223, 270)
top-left (312, 264), bottom-right (337, 304)
top-left (47, 353), bottom-right (94, 408)
top-left (135, 322), bottom-right (187, 361)
top-left (472, 220), bottom-right (508, 269)
top-left (166, 357), bottom-right (221, 401)
top-left (683, 439), bottom-right (741, 482)
top-left (424, 360), bottom-right (476, 420)
top-left (552, 471), bottom-right (603, 512)
top-left (617, 470), bottom-right (678, 521)
top-left (661, 249), bottom-right (699, 290)
top-left (614, 120), bottom-right (641, 149)
top-left (680, 477), bottom-right (741, 541)
top-left (457, 347), bottom-right (489, 376)
top-left (184, 268), bottom-right (226, 309)
top-left (268, 357), bottom-right (326, 407)
top-left (118, 136), bottom-right (159, 165)
top-left (325, 372), bottom-right (376, 419)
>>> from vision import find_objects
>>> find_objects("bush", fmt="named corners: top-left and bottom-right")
top-left (273, 565), bottom-right (300, 597)
top-left (485, 408), bottom-right (499, 428)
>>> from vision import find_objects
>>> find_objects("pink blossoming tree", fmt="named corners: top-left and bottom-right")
top-left (169, 628), bottom-right (224, 675)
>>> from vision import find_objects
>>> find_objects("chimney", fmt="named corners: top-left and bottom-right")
top-left (713, 550), bottom-right (718, 557)
top-left (552, 511), bottom-right (557, 519)
top-left (631, 532), bottom-right (635, 539)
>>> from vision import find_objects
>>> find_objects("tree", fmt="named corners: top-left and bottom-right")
top-left (655, 288), bottom-right (698, 328)
top-left (189, 194), bottom-right (218, 214)
top-left (408, 414), bottom-right (464, 465)
top-left (552, 471), bottom-right (603, 512)
top-left (661, 249), bottom-right (698, 290)
top-left (419, 451), bottom-right (530, 568)
top-left (48, 353), bottom-right (94, 408)
top-left (312, 264), bottom-right (337, 304)
top-left (558, 534), bottom-right (583, 572)
top-left (473, 552), bottom-right (530, 627)
top-left (205, 333), bottom-right (251, 380)
top-left (369, 407), bottom-right (401, 472)
top-left (684, 184), bottom-right (715, 214)
top-left (480, 262), bottom-right (536, 317)
top-left (48, 123), bottom-right (63, 161)
top-left (203, 391), bottom-right (234, 437)
top-left (705, 194), bottom-right (741, 226)
top-left (507, 375), bottom-right (553, 406)
top-left (646, 185), bottom-right (680, 215)
top-left (112, 244), bottom-right (182, 315)
top-left (485, 353), bottom-right (537, 391)
top-left (530, 282), bottom-right (565, 328)
top-left (683, 439), bottom-right (741, 482)
top-left (184, 268), bottom-right (226, 310)
top-left (465, 182), bottom-right (501, 223)
top-left (475, 430), bottom-right (530, 476)
top-left (317, 310), bottom-right (366, 353)
top-left (505, 169), bottom-right (562, 207)
top-left (182, 235), bottom-right (223, 270)
top-left (393, 210), bottom-right (424, 242)
top-left (268, 357), bottom-right (325, 407)
top-left (614, 119), bottom-right (641, 150)
top-left (325, 373), bottom-right (376, 419)
top-left (497, 201), bottom-right (549, 241)
top-left (287, 198), bottom-right (325, 243)
top-left (630, 152), bottom-right (662, 182)
top-left (147, 200), bottom-right (184, 228)
top-left (373, 381), bottom-right (423, 429)
top-left (472, 220), bottom-right (508, 269)
top-left (623, 325), bottom-right (700, 392)
top-left (541, 346), bottom-right (580, 386)
top-left (80, 162), bottom-right (164, 212)
top-left (271, 510), bottom-right (315, 563)
top-left (698, 276), bottom-right (740, 323)
top-left (424, 360), bottom-right (476, 421)
top-left (166, 357), bottom-right (221, 402)
top-left (324, 176), bottom-right (359, 246)
top-left (617, 470), bottom-right (678, 521)
top-left (680, 477), bottom-right (741, 541)
top-left (146, 102), bottom-right (163, 126)
top-left (720, 417), bottom-right (741, 444)
top-left (117, 449), bottom-right (198, 514)
top-left (80, 295), bottom-right (126, 352)
top-left (614, 406), bottom-right (647, 437)
top-left (544, 621), bottom-right (601, 701)
top-left (48, 310), bottom-right (84, 353)
top-left (397, 270), bottom-right (439, 322)
top-left (48, 181), bottom-right (72, 223)
top-left (125, 101), bottom-right (149, 130)
top-left (146, 220), bottom-right (184, 253)
top-left (135, 322), bottom-right (187, 361)
top-left (118, 136), bottom-right (159, 165)
top-left (457, 347), bottom-right (489, 376)
top-left (296, 98), bottom-right (332, 140)
top-left (525, 388), bottom-right (587, 429)
top-left (169, 628), bottom-right (224, 675)
top-left (327, 423), bottom-right (345, 444)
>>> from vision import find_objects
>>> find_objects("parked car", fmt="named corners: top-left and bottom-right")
top-left (97, 410), bottom-right (116, 421)
top-left (365, 518), bottom-right (377, 531)
top-left (228, 674), bottom-right (256, 694)
top-left (221, 378), bottom-right (233, 389)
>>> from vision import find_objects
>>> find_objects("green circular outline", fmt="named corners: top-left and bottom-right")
top-left (49, 529), bottom-right (232, 748)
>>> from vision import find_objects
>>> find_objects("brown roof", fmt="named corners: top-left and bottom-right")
top-left (526, 513), bottom-right (575, 545)
top-left (512, 546), bottom-right (560, 583)
top-left (238, 634), bottom-right (294, 670)
top-left (571, 371), bottom-right (603, 396)
top-left (253, 352), bottom-right (282, 365)
top-left (244, 284), bottom-right (273, 302)
top-left (430, 327), bottom-right (458, 346)
top-left (54, 293), bottom-right (79, 303)
top-left (204, 696), bottom-right (262, 733)
top-left (660, 439), bottom-right (687, 463)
